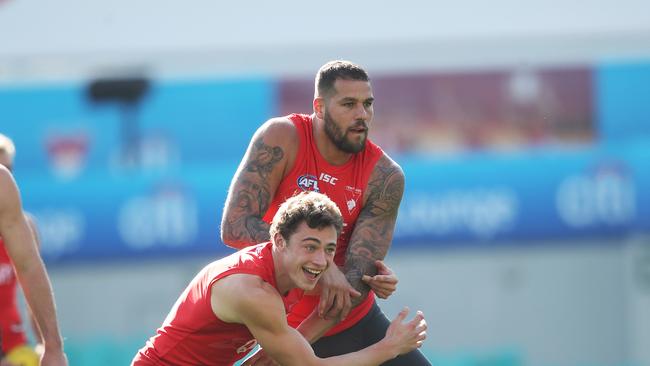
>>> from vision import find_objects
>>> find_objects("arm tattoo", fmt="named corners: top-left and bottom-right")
top-left (224, 178), bottom-right (272, 244)
top-left (223, 138), bottom-right (284, 246)
top-left (344, 157), bottom-right (405, 305)
top-left (246, 139), bottom-right (284, 180)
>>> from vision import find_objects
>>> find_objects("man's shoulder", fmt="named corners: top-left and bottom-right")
top-left (212, 272), bottom-right (280, 323)
top-left (0, 167), bottom-right (17, 202)
top-left (0, 165), bottom-right (11, 183)
top-left (214, 273), bottom-right (276, 298)
top-left (0, 169), bottom-right (20, 223)
top-left (372, 150), bottom-right (404, 179)
top-left (264, 115), bottom-right (298, 132)
top-left (213, 273), bottom-right (280, 317)
top-left (363, 150), bottom-right (405, 209)
top-left (256, 116), bottom-right (299, 145)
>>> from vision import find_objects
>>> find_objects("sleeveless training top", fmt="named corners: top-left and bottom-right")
top-left (133, 243), bottom-right (303, 366)
top-left (262, 113), bottom-right (383, 336)
top-left (0, 237), bottom-right (28, 354)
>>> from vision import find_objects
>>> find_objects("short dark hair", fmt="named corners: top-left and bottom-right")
top-left (315, 60), bottom-right (370, 98)
top-left (270, 191), bottom-right (343, 242)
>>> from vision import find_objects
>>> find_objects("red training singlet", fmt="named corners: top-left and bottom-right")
top-left (0, 237), bottom-right (29, 354)
top-left (132, 243), bottom-right (303, 366)
top-left (262, 114), bottom-right (383, 336)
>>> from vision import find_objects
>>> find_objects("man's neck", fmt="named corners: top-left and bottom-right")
top-left (271, 245), bottom-right (292, 296)
top-left (311, 114), bottom-right (353, 166)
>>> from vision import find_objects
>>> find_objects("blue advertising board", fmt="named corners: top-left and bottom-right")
top-left (12, 141), bottom-right (648, 264)
top-left (395, 143), bottom-right (648, 246)
top-left (2, 61), bottom-right (649, 264)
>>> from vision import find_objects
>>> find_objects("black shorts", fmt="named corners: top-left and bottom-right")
top-left (312, 302), bottom-right (431, 366)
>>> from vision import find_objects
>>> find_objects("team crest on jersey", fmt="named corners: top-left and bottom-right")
top-left (344, 186), bottom-right (362, 214)
top-left (297, 174), bottom-right (320, 192)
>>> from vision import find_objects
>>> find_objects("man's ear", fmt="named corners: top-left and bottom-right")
top-left (313, 97), bottom-right (324, 119)
top-left (273, 232), bottom-right (286, 249)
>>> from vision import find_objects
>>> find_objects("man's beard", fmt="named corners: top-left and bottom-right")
top-left (323, 111), bottom-right (368, 154)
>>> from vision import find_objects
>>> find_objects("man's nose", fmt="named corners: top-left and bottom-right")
top-left (355, 103), bottom-right (369, 120)
top-left (312, 249), bottom-right (328, 267)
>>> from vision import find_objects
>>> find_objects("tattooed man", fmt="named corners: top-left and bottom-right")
top-left (221, 61), bottom-right (431, 365)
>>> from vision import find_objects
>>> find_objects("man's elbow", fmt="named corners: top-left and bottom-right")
top-left (219, 218), bottom-right (236, 247)
top-left (219, 229), bottom-right (250, 250)
top-left (219, 230), bottom-right (237, 249)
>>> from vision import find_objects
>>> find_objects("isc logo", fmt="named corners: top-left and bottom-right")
top-left (319, 173), bottom-right (338, 185)
top-left (297, 174), bottom-right (320, 192)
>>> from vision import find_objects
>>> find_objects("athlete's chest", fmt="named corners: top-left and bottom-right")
top-left (291, 169), bottom-right (365, 218)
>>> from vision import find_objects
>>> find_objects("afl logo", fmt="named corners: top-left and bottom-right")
top-left (297, 174), bottom-right (320, 192)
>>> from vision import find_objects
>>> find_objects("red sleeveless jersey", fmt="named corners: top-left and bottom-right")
top-left (0, 237), bottom-right (28, 354)
top-left (262, 114), bottom-right (383, 336)
top-left (132, 242), bottom-right (303, 366)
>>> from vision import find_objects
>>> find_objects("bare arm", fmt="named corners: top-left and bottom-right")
top-left (24, 213), bottom-right (44, 346)
top-left (212, 275), bottom-right (424, 366)
top-left (0, 168), bottom-right (67, 366)
top-left (250, 260), bottom-right (398, 364)
top-left (220, 119), bottom-right (296, 249)
top-left (345, 155), bottom-right (405, 307)
top-left (240, 293), bottom-right (347, 365)
top-left (295, 306), bottom-right (341, 344)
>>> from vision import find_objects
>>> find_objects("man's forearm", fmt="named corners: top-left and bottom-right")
top-left (344, 258), bottom-right (375, 307)
top-left (296, 308), bottom-right (340, 344)
top-left (14, 257), bottom-right (64, 350)
top-left (343, 226), bottom-right (390, 307)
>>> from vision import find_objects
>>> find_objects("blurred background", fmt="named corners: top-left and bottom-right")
top-left (1, 0), bottom-right (649, 365)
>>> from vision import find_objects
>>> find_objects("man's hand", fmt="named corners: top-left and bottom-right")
top-left (362, 260), bottom-right (398, 299)
top-left (240, 348), bottom-right (279, 366)
top-left (381, 307), bottom-right (427, 357)
top-left (318, 265), bottom-right (361, 320)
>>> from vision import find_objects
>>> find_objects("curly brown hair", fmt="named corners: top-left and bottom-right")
top-left (270, 191), bottom-right (343, 243)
